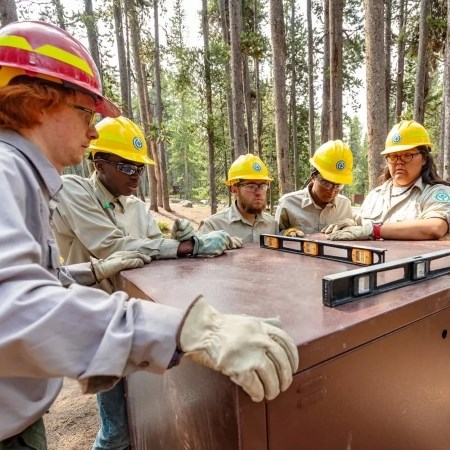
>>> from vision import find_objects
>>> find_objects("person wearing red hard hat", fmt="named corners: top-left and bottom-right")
top-left (0, 21), bottom-right (298, 449)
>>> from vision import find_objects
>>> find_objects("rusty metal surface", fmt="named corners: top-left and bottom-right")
top-left (119, 239), bottom-right (450, 371)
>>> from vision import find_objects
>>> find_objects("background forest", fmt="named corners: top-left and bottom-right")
top-left (1, 0), bottom-right (449, 214)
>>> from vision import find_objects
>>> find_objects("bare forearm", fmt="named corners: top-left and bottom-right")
top-left (380, 218), bottom-right (448, 240)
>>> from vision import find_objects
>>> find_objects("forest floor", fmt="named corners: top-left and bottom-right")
top-left (44, 201), bottom-right (213, 449)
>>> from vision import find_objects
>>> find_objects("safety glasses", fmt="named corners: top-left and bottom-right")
top-left (237, 182), bottom-right (269, 193)
top-left (96, 159), bottom-right (145, 176)
top-left (67, 103), bottom-right (98, 127)
top-left (316, 175), bottom-right (344, 191)
top-left (385, 152), bottom-right (421, 164)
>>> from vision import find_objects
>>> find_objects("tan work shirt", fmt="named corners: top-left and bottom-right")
top-left (198, 200), bottom-right (279, 244)
top-left (357, 178), bottom-right (450, 233)
top-left (53, 173), bottom-right (179, 268)
top-left (276, 186), bottom-right (353, 234)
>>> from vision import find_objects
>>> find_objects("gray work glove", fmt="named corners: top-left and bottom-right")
top-left (91, 251), bottom-right (152, 281)
top-left (282, 227), bottom-right (305, 238)
top-left (171, 218), bottom-right (196, 242)
top-left (226, 236), bottom-right (244, 249)
top-left (327, 222), bottom-right (373, 241)
top-left (178, 296), bottom-right (299, 402)
top-left (321, 218), bottom-right (358, 234)
top-left (192, 230), bottom-right (230, 257)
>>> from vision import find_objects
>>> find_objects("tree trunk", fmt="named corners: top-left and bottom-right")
top-left (442, 0), bottom-right (450, 181)
top-left (329, 0), bottom-right (343, 139)
top-left (254, 0), bottom-right (263, 158)
top-left (365, 0), bottom-right (387, 188)
top-left (269, 0), bottom-right (292, 194)
top-left (52, 0), bottom-right (67, 29)
top-left (113, 0), bottom-right (132, 119)
top-left (395, 0), bottom-right (407, 123)
top-left (384, 0), bottom-right (392, 129)
top-left (202, 0), bottom-right (217, 215)
top-left (218, 0), bottom-right (235, 161)
top-left (321, 0), bottom-right (331, 143)
top-left (243, 55), bottom-right (254, 153)
top-left (0, 0), bottom-right (17, 26)
top-left (126, 0), bottom-right (158, 210)
top-left (83, 0), bottom-right (102, 87)
top-left (153, 0), bottom-right (171, 211)
top-left (291, 0), bottom-right (300, 189)
top-left (306, 0), bottom-right (315, 158)
top-left (414, 0), bottom-right (430, 123)
top-left (229, 0), bottom-right (246, 157)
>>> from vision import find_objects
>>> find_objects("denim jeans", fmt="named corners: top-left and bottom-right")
top-left (92, 379), bottom-right (130, 450)
top-left (0, 418), bottom-right (47, 450)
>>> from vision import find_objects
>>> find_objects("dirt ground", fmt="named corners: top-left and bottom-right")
top-left (44, 201), bottom-right (214, 449)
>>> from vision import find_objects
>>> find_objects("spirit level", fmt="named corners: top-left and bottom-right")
top-left (260, 234), bottom-right (386, 266)
top-left (323, 248), bottom-right (450, 307)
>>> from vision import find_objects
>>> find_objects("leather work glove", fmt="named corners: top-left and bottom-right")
top-left (327, 222), bottom-right (373, 241)
top-left (321, 218), bottom-right (358, 234)
top-left (171, 218), bottom-right (196, 242)
top-left (178, 296), bottom-right (299, 402)
top-left (283, 227), bottom-right (305, 238)
top-left (91, 251), bottom-right (152, 281)
top-left (226, 236), bottom-right (244, 250)
top-left (192, 230), bottom-right (230, 257)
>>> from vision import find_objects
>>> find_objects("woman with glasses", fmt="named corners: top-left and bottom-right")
top-left (275, 140), bottom-right (354, 236)
top-left (323, 120), bottom-right (450, 241)
top-left (198, 154), bottom-right (279, 243)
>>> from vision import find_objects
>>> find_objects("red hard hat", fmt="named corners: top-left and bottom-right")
top-left (0, 21), bottom-right (120, 117)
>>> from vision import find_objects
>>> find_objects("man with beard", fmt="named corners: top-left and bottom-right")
top-left (198, 154), bottom-right (278, 243)
top-left (275, 140), bottom-right (354, 237)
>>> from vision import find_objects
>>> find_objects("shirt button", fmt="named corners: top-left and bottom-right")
top-left (138, 361), bottom-right (149, 368)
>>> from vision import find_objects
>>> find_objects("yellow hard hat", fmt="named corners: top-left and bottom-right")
top-left (382, 120), bottom-right (431, 154)
top-left (225, 153), bottom-right (273, 186)
top-left (309, 140), bottom-right (353, 185)
top-left (89, 116), bottom-right (155, 164)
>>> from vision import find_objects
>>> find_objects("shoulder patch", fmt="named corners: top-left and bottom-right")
top-left (434, 190), bottom-right (450, 202)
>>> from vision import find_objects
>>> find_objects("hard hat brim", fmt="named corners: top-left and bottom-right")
top-left (380, 144), bottom-right (422, 155)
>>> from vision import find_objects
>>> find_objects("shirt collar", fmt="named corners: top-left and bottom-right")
top-left (0, 129), bottom-right (62, 198)
top-left (90, 172), bottom-right (126, 211)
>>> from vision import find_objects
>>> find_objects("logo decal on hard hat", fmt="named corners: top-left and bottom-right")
top-left (252, 162), bottom-right (262, 172)
top-left (435, 191), bottom-right (450, 202)
top-left (133, 137), bottom-right (143, 151)
top-left (392, 133), bottom-right (402, 144)
top-left (336, 160), bottom-right (346, 171)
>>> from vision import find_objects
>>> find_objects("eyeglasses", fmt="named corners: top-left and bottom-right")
top-left (237, 183), bottom-right (269, 193)
top-left (316, 175), bottom-right (344, 191)
top-left (67, 103), bottom-right (97, 127)
top-left (96, 159), bottom-right (145, 176)
top-left (385, 152), bottom-right (421, 164)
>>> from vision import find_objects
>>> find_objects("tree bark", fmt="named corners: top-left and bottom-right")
top-left (0, 0), bottom-right (17, 27)
top-left (229, 0), bottom-right (246, 157)
top-left (202, 0), bottom-right (217, 215)
top-left (442, 0), bottom-right (450, 181)
top-left (113, 0), bottom-right (132, 119)
top-left (291, 0), bottom-right (300, 189)
top-left (269, 0), bottom-right (292, 194)
top-left (414, 0), bottom-right (430, 123)
top-left (329, 0), bottom-right (344, 139)
top-left (384, 0), bottom-right (392, 129)
top-left (395, 0), bottom-right (407, 123)
top-left (126, 0), bottom-right (158, 210)
top-left (243, 55), bottom-right (254, 153)
top-left (83, 0), bottom-right (102, 87)
top-left (306, 0), bottom-right (315, 158)
top-left (154, 0), bottom-right (171, 211)
top-left (321, 0), bottom-right (331, 143)
top-left (365, 0), bottom-right (387, 188)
